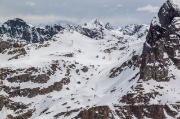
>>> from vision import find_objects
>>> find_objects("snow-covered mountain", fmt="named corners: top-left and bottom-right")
top-left (1, 0), bottom-right (180, 119)
top-left (0, 18), bottom-right (65, 43)
top-left (0, 18), bottom-right (148, 43)
top-left (118, 24), bottom-right (149, 39)
top-left (0, 19), bottom-right (148, 119)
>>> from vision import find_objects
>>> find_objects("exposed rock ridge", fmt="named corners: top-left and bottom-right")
top-left (0, 18), bottom-right (65, 43)
top-left (117, 1), bottom-right (180, 119)
top-left (141, 0), bottom-right (180, 81)
top-left (118, 24), bottom-right (149, 38)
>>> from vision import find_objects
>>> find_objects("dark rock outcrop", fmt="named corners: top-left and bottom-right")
top-left (140, 0), bottom-right (180, 81)
top-left (158, 0), bottom-right (180, 29)
top-left (74, 106), bottom-right (114, 119)
top-left (115, 105), bottom-right (166, 119)
top-left (0, 18), bottom-right (64, 43)
top-left (76, 26), bottom-right (105, 40)
top-left (118, 1), bottom-right (180, 119)
top-left (105, 22), bottom-right (114, 30)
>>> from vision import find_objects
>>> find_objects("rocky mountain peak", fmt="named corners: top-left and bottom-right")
top-left (91, 18), bottom-right (103, 25)
top-left (4, 18), bottom-right (29, 28)
top-left (0, 18), bottom-right (65, 43)
top-left (118, 24), bottom-right (149, 38)
top-left (117, 2), bottom-right (180, 118)
top-left (105, 22), bottom-right (114, 30)
top-left (158, 0), bottom-right (180, 28)
top-left (147, 0), bottom-right (180, 47)
top-left (141, 0), bottom-right (180, 82)
top-left (85, 19), bottom-right (104, 29)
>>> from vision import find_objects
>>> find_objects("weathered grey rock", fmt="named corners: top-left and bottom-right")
top-left (140, 0), bottom-right (180, 81)
top-left (0, 18), bottom-right (65, 43)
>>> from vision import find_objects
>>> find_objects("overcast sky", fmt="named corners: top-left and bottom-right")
top-left (0, 0), bottom-right (166, 27)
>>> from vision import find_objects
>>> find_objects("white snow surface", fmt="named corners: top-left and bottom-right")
top-left (170, 0), bottom-right (180, 10)
top-left (1, 20), bottom-right (180, 119)
top-left (0, 24), bottom-right (146, 119)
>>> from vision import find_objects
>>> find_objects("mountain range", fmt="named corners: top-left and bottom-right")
top-left (1, 0), bottom-right (180, 119)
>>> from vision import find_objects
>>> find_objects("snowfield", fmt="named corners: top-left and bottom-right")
top-left (0, 19), bottom-right (148, 119)
top-left (1, 14), bottom-right (180, 119)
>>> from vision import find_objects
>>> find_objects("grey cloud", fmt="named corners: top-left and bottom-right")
top-left (137, 5), bottom-right (160, 13)
top-left (0, 0), bottom-right (166, 26)
top-left (25, 1), bottom-right (36, 6)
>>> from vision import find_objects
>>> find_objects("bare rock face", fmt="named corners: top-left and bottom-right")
top-left (0, 41), bottom-right (12, 53)
top-left (158, 0), bottom-right (180, 29)
top-left (105, 22), bottom-right (114, 30)
top-left (115, 105), bottom-right (165, 119)
top-left (74, 106), bottom-right (114, 119)
top-left (76, 26), bottom-right (105, 40)
top-left (0, 18), bottom-right (65, 43)
top-left (140, 0), bottom-right (180, 81)
top-left (118, 1), bottom-right (180, 118)
top-left (0, 96), bottom-right (4, 110)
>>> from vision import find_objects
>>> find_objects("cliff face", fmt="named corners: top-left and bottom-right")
top-left (0, 18), bottom-right (65, 43)
top-left (119, 0), bottom-right (180, 118)
top-left (141, 0), bottom-right (180, 81)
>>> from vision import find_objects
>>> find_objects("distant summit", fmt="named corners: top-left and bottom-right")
top-left (4, 18), bottom-right (28, 28)
top-left (0, 18), bottom-right (64, 43)
top-left (105, 22), bottom-right (114, 30)
top-left (118, 24), bottom-right (149, 38)
top-left (0, 18), bottom-right (149, 42)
